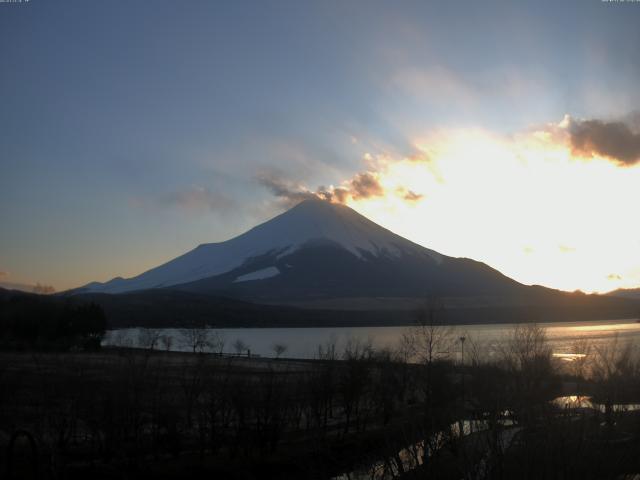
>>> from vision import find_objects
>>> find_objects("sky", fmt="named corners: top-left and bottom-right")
top-left (1, 0), bottom-right (640, 293)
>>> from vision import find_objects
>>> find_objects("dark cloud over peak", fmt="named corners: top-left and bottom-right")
top-left (316, 186), bottom-right (349, 204)
top-left (259, 169), bottom-right (387, 205)
top-left (567, 116), bottom-right (640, 166)
top-left (256, 172), bottom-right (318, 207)
top-left (259, 167), bottom-right (420, 206)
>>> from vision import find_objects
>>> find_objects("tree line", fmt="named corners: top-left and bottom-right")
top-left (0, 291), bottom-right (106, 351)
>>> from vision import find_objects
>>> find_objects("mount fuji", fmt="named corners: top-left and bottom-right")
top-left (71, 199), bottom-right (639, 327)
top-left (79, 199), bottom-right (524, 301)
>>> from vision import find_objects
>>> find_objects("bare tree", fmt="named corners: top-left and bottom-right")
top-left (401, 298), bottom-right (458, 469)
top-left (464, 334), bottom-right (487, 367)
top-left (232, 338), bottom-right (248, 356)
top-left (272, 343), bottom-right (288, 358)
top-left (591, 334), bottom-right (638, 423)
top-left (501, 323), bottom-right (551, 369)
top-left (500, 323), bottom-right (555, 424)
top-left (138, 328), bottom-right (161, 350)
top-left (403, 298), bottom-right (455, 365)
top-left (568, 337), bottom-right (592, 395)
top-left (339, 337), bottom-right (374, 434)
top-left (160, 334), bottom-right (173, 351)
top-left (208, 330), bottom-right (225, 354)
top-left (180, 327), bottom-right (211, 354)
top-left (111, 329), bottom-right (133, 348)
top-left (316, 335), bottom-right (338, 361)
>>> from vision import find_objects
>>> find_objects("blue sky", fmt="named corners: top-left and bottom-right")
top-left (1, 0), bottom-right (639, 291)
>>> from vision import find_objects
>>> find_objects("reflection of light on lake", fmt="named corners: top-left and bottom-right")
top-left (553, 395), bottom-right (593, 409)
top-left (333, 417), bottom-right (519, 480)
top-left (552, 353), bottom-right (586, 362)
top-left (553, 395), bottom-right (640, 413)
top-left (563, 323), bottom-right (640, 333)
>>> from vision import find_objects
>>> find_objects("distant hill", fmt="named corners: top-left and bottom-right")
top-left (66, 288), bottom-right (640, 329)
top-left (607, 288), bottom-right (640, 300)
top-left (2, 285), bottom-right (636, 329)
top-left (0, 281), bottom-right (55, 294)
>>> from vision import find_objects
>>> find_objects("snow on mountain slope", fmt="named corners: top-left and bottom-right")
top-left (233, 266), bottom-right (281, 283)
top-left (82, 199), bottom-right (443, 294)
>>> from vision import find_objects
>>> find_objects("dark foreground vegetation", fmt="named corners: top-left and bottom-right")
top-left (0, 290), bottom-right (106, 351)
top-left (3, 307), bottom-right (640, 480)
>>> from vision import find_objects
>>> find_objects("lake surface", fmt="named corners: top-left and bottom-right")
top-left (104, 318), bottom-right (640, 360)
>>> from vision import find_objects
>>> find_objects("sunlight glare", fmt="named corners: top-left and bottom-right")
top-left (345, 125), bottom-right (640, 293)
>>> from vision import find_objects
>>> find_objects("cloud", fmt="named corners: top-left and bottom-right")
top-left (348, 172), bottom-right (385, 199)
top-left (317, 186), bottom-right (349, 204)
top-left (607, 273), bottom-right (623, 281)
top-left (258, 168), bottom-right (390, 206)
top-left (0, 271), bottom-right (8, 279)
top-left (256, 172), bottom-right (318, 207)
top-left (399, 188), bottom-right (424, 202)
top-left (317, 172), bottom-right (386, 203)
top-left (255, 113), bottom-right (640, 293)
top-left (159, 186), bottom-right (234, 213)
top-left (565, 116), bottom-right (640, 166)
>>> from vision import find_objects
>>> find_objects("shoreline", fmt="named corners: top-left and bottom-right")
top-left (106, 315), bottom-right (640, 330)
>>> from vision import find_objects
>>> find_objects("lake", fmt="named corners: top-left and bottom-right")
top-left (104, 318), bottom-right (640, 360)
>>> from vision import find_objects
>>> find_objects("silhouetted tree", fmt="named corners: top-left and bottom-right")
top-left (272, 343), bottom-right (288, 358)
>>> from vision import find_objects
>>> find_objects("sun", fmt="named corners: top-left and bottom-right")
top-left (344, 125), bottom-right (640, 293)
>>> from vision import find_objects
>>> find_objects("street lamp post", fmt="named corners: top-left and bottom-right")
top-left (456, 335), bottom-right (467, 439)
top-left (460, 336), bottom-right (466, 405)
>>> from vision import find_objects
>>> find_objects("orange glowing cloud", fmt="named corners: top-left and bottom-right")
top-left (260, 114), bottom-right (640, 293)
top-left (340, 116), bottom-right (640, 293)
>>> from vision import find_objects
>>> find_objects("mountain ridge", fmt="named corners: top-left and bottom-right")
top-left (607, 288), bottom-right (640, 300)
top-left (77, 199), bottom-right (528, 302)
top-left (81, 199), bottom-right (443, 294)
top-left (67, 199), bottom-right (640, 326)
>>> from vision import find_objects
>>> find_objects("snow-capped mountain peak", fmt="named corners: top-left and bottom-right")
top-left (81, 199), bottom-right (441, 294)
top-left (228, 199), bottom-right (439, 260)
